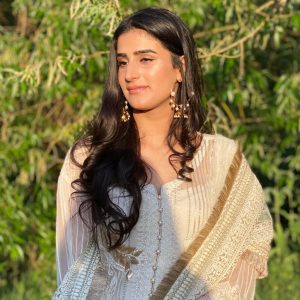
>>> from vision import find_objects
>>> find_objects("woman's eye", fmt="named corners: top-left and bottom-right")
top-left (117, 61), bottom-right (127, 67)
top-left (141, 58), bottom-right (154, 63)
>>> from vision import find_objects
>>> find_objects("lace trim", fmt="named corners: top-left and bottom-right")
top-left (53, 241), bottom-right (140, 299)
top-left (197, 281), bottom-right (241, 300)
top-left (53, 242), bottom-right (100, 299)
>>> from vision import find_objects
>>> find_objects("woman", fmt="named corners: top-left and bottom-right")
top-left (53, 7), bottom-right (273, 299)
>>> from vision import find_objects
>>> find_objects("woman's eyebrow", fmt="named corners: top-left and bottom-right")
top-left (134, 49), bottom-right (157, 55)
top-left (116, 49), bottom-right (158, 58)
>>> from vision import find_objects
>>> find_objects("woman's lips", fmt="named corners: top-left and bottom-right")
top-left (127, 86), bottom-right (148, 94)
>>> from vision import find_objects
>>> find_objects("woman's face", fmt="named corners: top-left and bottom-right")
top-left (116, 28), bottom-right (182, 114)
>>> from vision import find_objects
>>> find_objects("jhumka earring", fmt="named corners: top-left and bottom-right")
top-left (121, 100), bottom-right (130, 122)
top-left (169, 90), bottom-right (192, 119)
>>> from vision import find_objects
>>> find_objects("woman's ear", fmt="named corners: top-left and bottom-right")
top-left (176, 55), bottom-right (185, 82)
top-left (179, 55), bottom-right (186, 72)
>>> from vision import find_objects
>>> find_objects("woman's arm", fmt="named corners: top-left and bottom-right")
top-left (199, 201), bottom-right (273, 300)
top-left (55, 149), bottom-right (90, 286)
top-left (199, 254), bottom-right (257, 300)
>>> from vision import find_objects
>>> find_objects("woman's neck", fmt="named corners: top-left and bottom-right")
top-left (133, 109), bottom-right (174, 148)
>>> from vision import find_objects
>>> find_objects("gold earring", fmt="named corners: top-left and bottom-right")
top-left (169, 90), bottom-right (190, 119)
top-left (121, 100), bottom-right (130, 122)
top-left (181, 91), bottom-right (194, 119)
top-left (169, 90), bottom-right (176, 110)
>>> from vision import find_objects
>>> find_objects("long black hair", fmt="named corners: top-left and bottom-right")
top-left (70, 7), bottom-right (208, 250)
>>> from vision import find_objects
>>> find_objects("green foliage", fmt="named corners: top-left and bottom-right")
top-left (0, 258), bottom-right (55, 300)
top-left (0, 0), bottom-right (299, 298)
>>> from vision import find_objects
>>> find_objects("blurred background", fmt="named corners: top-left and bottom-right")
top-left (0, 0), bottom-right (299, 299)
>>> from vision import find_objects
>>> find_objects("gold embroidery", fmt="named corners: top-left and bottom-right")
top-left (111, 245), bottom-right (143, 280)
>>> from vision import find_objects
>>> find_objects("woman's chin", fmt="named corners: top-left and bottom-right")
top-left (131, 106), bottom-right (153, 114)
top-left (128, 101), bottom-right (153, 112)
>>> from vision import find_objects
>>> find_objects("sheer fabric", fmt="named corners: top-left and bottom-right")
top-left (55, 133), bottom-right (272, 299)
top-left (199, 254), bottom-right (258, 299)
top-left (56, 146), bottom-right (90, 285)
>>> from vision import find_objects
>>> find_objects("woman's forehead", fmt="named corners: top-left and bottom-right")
top-left (116, 28), bottom-right (165, 54)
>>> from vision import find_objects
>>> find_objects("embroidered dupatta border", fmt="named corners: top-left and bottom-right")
top-left (150, 142), bottom-right (243, 300)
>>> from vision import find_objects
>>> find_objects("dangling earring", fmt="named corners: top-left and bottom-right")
top-left (121, 100), bottom-right (130, 122)
top-left (169, 90), bottom-right (176, 112)
top-left (182, 91), bottom-right (194, 119)
top-left (169, 89), bottom-right (191, 119)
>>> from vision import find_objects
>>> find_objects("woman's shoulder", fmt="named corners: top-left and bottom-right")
top-left (200, 132), bottom-right (239, 151)
top-left (59, 141), bottom-right (91, 183)
top-left (197, 132), bottom-right (240, 169)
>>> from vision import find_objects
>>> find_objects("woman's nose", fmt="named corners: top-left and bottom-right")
top-left (125, 61), bottom-right (140, 82)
